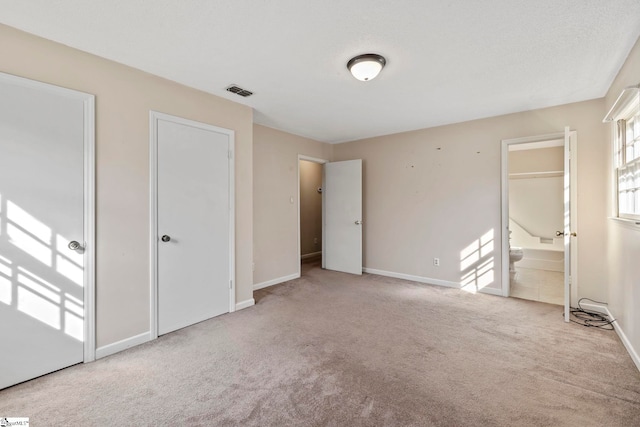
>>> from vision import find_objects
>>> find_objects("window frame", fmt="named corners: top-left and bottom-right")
top-left (605, 86), bottom-right (640, 221)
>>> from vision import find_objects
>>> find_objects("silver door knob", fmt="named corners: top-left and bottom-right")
top-left (161, 235), bottom-right (171, 242)
top-left (68, 240), bottom-right (82, 251)
top-left (355, 220), bottom-right (363, 225)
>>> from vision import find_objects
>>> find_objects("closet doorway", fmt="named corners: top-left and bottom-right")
top-left (298, 156), bottom-right (326, 275)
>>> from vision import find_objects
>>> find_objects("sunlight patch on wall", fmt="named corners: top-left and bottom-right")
top-left (460, 229), bottom-right (495, 293)
top-left (460, 241), bottom-right (480, 272)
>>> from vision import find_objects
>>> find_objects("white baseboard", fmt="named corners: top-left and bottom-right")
top-left (96, 331), bottom-right (151, 359)
top-left (235, 298), bottom-right (255, 311)
top-left (578, 302), bottom-right (608, 315)
top-left (363, 267), bottom-right (502, 296)
top-left (301, 251), bottom-right (322, 260)
top-left (96, 300), bottom-right (257, 359)
top-left (253, 273), bottom-right (300, 291)
top-left (580, 303), bottom-right (640, 372)
top-left (363, 268), bottom-right (459, 289)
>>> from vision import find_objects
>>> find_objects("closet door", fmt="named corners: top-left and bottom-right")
top-left (323, 159), bottom-right (362, 275)
top-left (152, 112), bottom-right (234, 335)
top-left (0, 73), bottom-right (94, 389)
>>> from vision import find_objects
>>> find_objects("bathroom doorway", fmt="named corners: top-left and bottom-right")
top-left (298, 156), bottom-right (326, 275)
top-left (501, 130), bottom-right (578, 316)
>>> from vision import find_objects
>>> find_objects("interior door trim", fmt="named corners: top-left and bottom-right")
top-left (0, 71), bottom-right (96, 362)
top-left (149, 111), bottom-right (235, 340)
top-left (500, 130), bottom-right (578, 305)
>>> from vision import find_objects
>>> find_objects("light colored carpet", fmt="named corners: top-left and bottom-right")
top-left (2, 262), bottom-right (640, 426)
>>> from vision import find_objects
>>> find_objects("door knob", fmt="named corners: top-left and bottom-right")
top-left (555, 231), bottom-right (564, 237)
top-left (68, 240), bottom-right (83, 251)
top-left (161, 235), bottom-right (171, 242)
top-left (355, 220), bottom-right (363, 225)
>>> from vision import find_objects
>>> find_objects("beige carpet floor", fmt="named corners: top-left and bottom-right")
top-left (2, 262), bottom-right (640, 426)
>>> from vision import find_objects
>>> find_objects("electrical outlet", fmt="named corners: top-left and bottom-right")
top-left (433, 258), bottom-right (440, 267)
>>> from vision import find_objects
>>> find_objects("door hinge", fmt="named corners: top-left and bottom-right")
top-left (228, 150), bottom-right (233, 160)
top-left (229, 279), bottom-right (233, 289)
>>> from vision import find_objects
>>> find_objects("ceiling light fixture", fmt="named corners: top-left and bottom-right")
top-left (347, 53), bottom-right (386, 81)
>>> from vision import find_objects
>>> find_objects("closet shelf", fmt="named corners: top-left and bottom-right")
top-left (509, 171), bottom-right (563, 179)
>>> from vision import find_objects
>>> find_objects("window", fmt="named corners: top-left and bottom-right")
top-left (606, 85), bottom-right (640, 220)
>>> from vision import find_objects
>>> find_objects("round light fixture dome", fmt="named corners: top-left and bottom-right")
top-left (347, 53), bottom-right (386, 81)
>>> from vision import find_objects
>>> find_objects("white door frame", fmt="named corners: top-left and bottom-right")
top-left (149, 111), bottom-right (235, 340)
top-left (297, 155), bottom-right (328, 277)
top-left (500, 131), bottom-right (578, 304)
top-left (0, 72), bottom-right (96, 362)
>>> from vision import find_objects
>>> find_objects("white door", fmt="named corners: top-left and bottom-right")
top-left (0, 74), bottom-right (93, 389)
top-left (562, 126), bottom-right (577, 322)
top-left (323, 159), bottom-right (363, 275)
top-left (155, 115), bottom-right (232, 335)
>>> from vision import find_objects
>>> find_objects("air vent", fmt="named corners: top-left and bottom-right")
top-left (226, 84), bottom-right (253, 97)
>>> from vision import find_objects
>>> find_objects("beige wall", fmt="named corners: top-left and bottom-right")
top-left (509, 177), bottom-right (563, 242)
top-left (0, 24), bottom-right (254, 348)
top-left (253, 125), bottom-right (331, 286)
top-left (604, 36), bottom-right (640, 357)
top-left (299, 160), bottom-right (323, 256)
top-left (509, 147), bottom-right (564, 245)
top-left (509, 147), bottom-right (563, 174)
top-left (333, 99), bottom-right (606, 298)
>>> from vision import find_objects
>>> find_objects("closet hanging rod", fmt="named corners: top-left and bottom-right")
top-left (509, 171), bottom-right (563, 179)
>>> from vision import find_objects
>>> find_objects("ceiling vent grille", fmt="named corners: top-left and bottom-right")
top-left (226, 84), bottom-right (253, 97)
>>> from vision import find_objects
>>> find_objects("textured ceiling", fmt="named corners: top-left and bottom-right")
top-left (1, 0), bottom-right (639, 143)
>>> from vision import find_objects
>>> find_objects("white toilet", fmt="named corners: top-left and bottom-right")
top-left (509, 247), bottom-right (524, 280)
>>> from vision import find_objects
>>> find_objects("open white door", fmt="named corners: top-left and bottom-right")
top-left (562, 126), bottom-right (575, 322)
top-left (323, 160), bottom-right (362, 275)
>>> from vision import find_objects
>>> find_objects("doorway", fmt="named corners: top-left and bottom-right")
top-left (507, 138), bottom-right (565, 304)
top-left (501, 129), bottom-right (578, 320)
top-left (298, 156), bottom-right (326, 276)
top-left (150, 111), bottom-right (234, 337)
top-left (297, 156), bottom-right (364, 277)
top-left (0, 72), bottom-right (95, 389)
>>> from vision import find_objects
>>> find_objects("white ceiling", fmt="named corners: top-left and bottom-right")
top-left (2, 1), bottom-right (639, 143)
